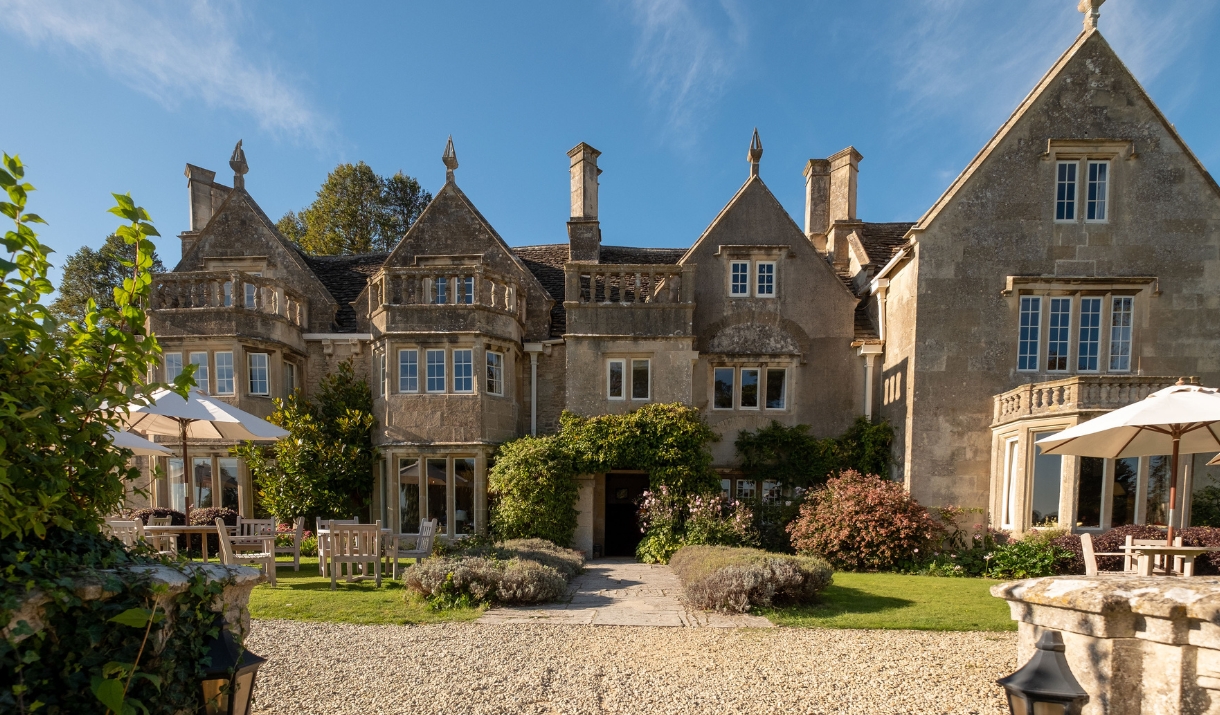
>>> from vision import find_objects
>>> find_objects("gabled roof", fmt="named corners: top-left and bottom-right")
top-left (910, 29), bottom-right (1220, 236)
top-left (858, 222), bottom-right (914, 268)
top-left (304, 253), bottom-right (388, 332)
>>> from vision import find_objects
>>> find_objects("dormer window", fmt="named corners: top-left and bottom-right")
top-left (1047, 139), bottom-right (1128, 224)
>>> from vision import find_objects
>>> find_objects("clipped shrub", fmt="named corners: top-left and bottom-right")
top-left (787, 470), bottom-right (944, 571)
top-left (403, 557), bottom-right (567, 608)
top-left (1179, 527), bottom-right (1220, 575)
top-left (495, 559), bottom-right (568, 603)
top-left (670, 546), bottom-right (833, 613)
top-left (986, 535), bottom-right (1074, 579)
top-left (497, 538), bottom-right (584, 579)
top-left (187, 507), bottom-right (238, 555)
top-left (127, 507), bottom-right (187, 526)
top-left (488, 435), bottom-right (579, 546)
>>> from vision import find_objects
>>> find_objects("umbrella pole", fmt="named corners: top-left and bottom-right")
top-left (181, 419), bottom-right (192, 517)
top-left (1168, 434), bottom-right (1181, 546)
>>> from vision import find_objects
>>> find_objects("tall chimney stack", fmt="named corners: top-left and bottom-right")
top-left (803, 158), bottom-right (830, 252)
top-left (828, 146), bottom-right (862, 224)
top-left (567, 142), bottom-right (602, 262)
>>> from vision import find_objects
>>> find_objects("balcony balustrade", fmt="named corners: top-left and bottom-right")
top-left (368, 266), bottom-right (524, 321)
top-left (562, 263), bottom-right (695, 336)
top-left (152, 271), bottom-right (306, 328)
top-left (992, 375), bottom-right (1179, 426)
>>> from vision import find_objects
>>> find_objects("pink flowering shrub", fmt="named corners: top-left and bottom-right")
top-left (786, 470), bottom-right (944, 571)
top-left (636, 486), bottom-right (758, 563)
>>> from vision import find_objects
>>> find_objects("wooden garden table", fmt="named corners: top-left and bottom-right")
top-left (144, 524), bottom-right (240, 562)
top-left (1122, 544), bottom-right (1220, 577)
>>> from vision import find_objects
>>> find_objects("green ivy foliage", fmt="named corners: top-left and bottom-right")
top-left (234, 359), bottom-right (377, 523)
top-left (0, 156), bottom-right (228, 713)
top-left (735, 416), bottom-right (894, 489)
top-left (488, 404), bottom-right (719, 546)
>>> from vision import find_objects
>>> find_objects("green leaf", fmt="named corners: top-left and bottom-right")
top-left (108, 607), bottom-right (164, 628)
top-left (91, 676), bottom-right (126, 713)
top-left (132, 672), bottom-right (162, 691)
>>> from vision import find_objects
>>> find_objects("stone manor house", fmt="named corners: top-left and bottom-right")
top-left (135, 19), bottom-right (1220, 555)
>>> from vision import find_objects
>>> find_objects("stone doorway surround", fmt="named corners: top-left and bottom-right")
top-left (477, 558), bottom-right (773, 628)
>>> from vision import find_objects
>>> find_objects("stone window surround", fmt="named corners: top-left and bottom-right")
top-left (379, 450), bottom-right (489, 540)
top-left (156, 453), bottom-right (248, 515)
top-left (716, 245), bottom-right (792, 300)
top-left (991, 415), bottom-right (1193, 535)
top-left (708, 359), bottom-right (794, 412)
top-left (378, 339), bottom-right (514, 398)
top-left (486, 350), bottom-right (504, 397)
top-left (1044, 139), bottom-right (1133, 225)
top-left (1004, 276), bottom-right (1155, 377)
top-left (158, 343), bottom-right (298, 399)
top-left (605, 354), bottom-right (652, 402)
top-left (247, 352), bottom-right (270, 396)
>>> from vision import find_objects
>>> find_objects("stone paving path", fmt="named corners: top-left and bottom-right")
top-left (477, 558), bottom-right (773, 628)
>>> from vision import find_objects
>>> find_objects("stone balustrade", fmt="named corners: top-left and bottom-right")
top-left (563, 263), bottom-right (694, 306)
top-left (369, 266), bottom-right (524, 320)
top-left (152, 271), bottom-right (307, 328)
top-left (992, 375), bottom-right (1179, 426)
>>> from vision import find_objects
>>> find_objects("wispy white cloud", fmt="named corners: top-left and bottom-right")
top-left (626, 0), bottom-right (747, 145)
top-left (1103, 0), bottom-right (1213, 96)
top-left (0, 0), bottom-right (324, 140)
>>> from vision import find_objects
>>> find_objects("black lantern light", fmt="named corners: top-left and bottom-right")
top-left (996, 630), bottom-right (1090, 715)
top-left (200, 615), bottom-right (266, 715)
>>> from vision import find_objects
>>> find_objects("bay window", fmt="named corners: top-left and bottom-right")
top-left (247, 353), bottom-right (269, 396)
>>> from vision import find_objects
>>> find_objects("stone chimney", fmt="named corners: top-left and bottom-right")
top-left (803, 158), bottom-right (830, 252)
top-left (826, 147), bottom-right (863, 270)
top-left (567, 142), bottom-right (602, 262)
top-left (183, 163), bottom-right (221, 257)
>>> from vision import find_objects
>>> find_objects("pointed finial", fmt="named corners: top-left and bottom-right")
top-left (748, 128), bottom-right (763, 178)
top-left (442, 135), bottom-right (458, 183)
top-left (229, 139), bottom-right (248, 189)
top-left (1078, 0), bottom-right (1105, 31)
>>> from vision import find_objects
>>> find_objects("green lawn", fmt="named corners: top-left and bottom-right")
top-left (762, 572), bottom-right (1016, 632)
top-left (244, 557), bottom-right (483, 625)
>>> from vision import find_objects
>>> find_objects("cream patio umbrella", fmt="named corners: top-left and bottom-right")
top-left (107, 428), bottom-right (174, 456)
top-left (119, 389), bottom-right (289, 513)
top-left (1035, 379), bottom-right (1220, 544)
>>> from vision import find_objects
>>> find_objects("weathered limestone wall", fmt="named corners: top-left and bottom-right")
top-left (563, 337), bottom-right (696, 416)
top-left (993, 575), bottom-right (1220, 715)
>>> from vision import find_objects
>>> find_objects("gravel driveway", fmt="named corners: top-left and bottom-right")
top-left (248, 619), bottom-right (1016, 714)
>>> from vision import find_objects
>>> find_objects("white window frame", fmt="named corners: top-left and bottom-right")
top-left (739, 367), bottom-right (760, 409)
top-left (486, 351), bottom-right (504, 396)
top-left (755, 261), bottom-right (776, 298)
top-left (215, 351), bottom-right (234, 395)
top-left (630, 358), bottom-right (651, 401)
top-left (284, 361), bottom-right (296, 395)
top-left (399, 349), bottom-right (419, 393)
top-left (432, 276), bottom-right (448, 305)
top-left (1046, 297), bottom-right (1072, 373)
top-left (1085, 160), bottom-right (1109, 223)
top-left (247, 352), bottom-right (269, 396)
top-left (1000, 436), bottom-right (1019, 531)
top-left (729, 261), bottom-right (750, 296)
top-left (380, 350), bottom-right (389, 397)
top-left (244, 283), bottom-right (258, 309)
top-left (189, 352), bottom-right (209, 394)
top-left (1077, 297), bottom-right (1102, 373)
top-left (736, 479), bottom-right (757, 500)
top-left (764, 367), bottom-right (787, 410)
top-left (1055, 161), bottom-right (1077, 222)
top-left (712, 367), bottom-right (735, 410)
top-left (1017, 296), bottom-right (1041, 372)
top-left (1109, 296), bottom-right (1134, 373)
top-left (460, 276), bottom-right (474, 305)
top-left (223, 281), bottom-right (233, 307)
top-left (425, 349), bottom-right (446, 393)
top-left (607, 359), bottom-right (626, 400)
top-left (165, 352), bottom-right (183, 383)
top-left (452, 349), bottom-right (474, 393)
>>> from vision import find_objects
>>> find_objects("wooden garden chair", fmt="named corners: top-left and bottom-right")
top-left (215, 518), bottom-right (276, 586)
top-left (105, 519), bottom-right (141, 549)
top-left (327, 520), bottom-right (382, 590)
top-left (316, 517), bottom-right (359, 578)
top-left (1080, 532), bottom-right (1129, 576)
top-left (275, 517), bottom-right (305, 571)
top-left (233, 517), bottom-right (276, 556)
top-left (390, 519), bottom-right (438, 579)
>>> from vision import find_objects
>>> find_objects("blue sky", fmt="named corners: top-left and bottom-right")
top-left (4, 0), bottom-right (1219, 289)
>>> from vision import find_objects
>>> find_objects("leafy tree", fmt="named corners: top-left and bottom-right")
top-left (50, 233), bottom-right (165, 325)
top-left (234, 360), bottom-right (377, 523)
top-left (0, 153), bottom-right (188, 539)
top-left (276, 162), bottom-right (431, 255)
top-left (735, 417), bottom-right (894, 489)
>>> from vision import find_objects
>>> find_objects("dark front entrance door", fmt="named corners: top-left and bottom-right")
top-left (604, 473), bottom-right (650, 557)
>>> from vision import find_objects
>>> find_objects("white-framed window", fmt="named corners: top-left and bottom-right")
top-left (432, 277), bottom-right (448, 305)
top-left (1086, 160), bottom-right (1109, 222)
top-left (739, 368), bottom-right (759, 409)
top-left (215, 351), bottom-right (234, 395)
top-left (459, 276), bottom-right (474, 305)
top-left (631, 359), bottom-right (650, 400)
top-left (223, 281), bottom-right (233, 307)
top-left (1000, 436), bottom-right (1019, 531)
top-left (248, 353), bottom-right (269, 396)
top-left (165, 352), bottom-right (183, 382)
top-left (380, 351), bottom-right (389, 397)
top-left (244, 283), bottom-right (257, 309)
top-left (1046, 298), bottom-right (1072, 372)
top-left (284, 362), bottom-right (296, 395)
top-left (765, 368), bottom-right (787, 410)
top-left (729, 261), bottom-right (750, 296)
top-left (189, 352), bottom-right (209, 394)
top-left (399, 349), bottom-right (418, 393)
top-left (1077, 297), bottom-right (1102, 372)
top-left (1017, 296), bottom-right (1041, 371)
top-left (607, 359), bottom-right (625, 400)
top-left (736, 479), bottom-right (757, 500)
top-left (453, 350), bottom-right (474, 393)
top-left (1055, 161), bottom-right (1077, 221)
top-left (1110, 297), bottom-right (1133, 372)
top-left (426, 350), bottom-right (446, 392)
top-left (762, 480), bottom-right (781, 503)
top-left (755, 262), bottom-right (776, 297)
top-left (713, 367), bottom-right (734, 409)
top-left (486, 351), bottom-right (504, 396)
top-left (720, 479), bottom-right (731, 497)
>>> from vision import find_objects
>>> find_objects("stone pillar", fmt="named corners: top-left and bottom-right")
top-left (574, 474), bottom-right (595, 555)
top-left (992, 575), bottom-right (1220, 714)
